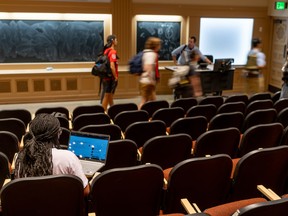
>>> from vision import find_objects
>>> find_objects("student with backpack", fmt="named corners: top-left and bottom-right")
top-left (138, 37), bottom-right (161, 109)
top-left (101, 34), bottom-right (119, 111)
top-left (171, 36), bottom-right (212, 65)
top-left (169, 50), bottom-right (203, 99)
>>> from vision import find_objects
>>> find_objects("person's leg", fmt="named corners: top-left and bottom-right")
top-left (101, 79), bottom-right (112, 111)
top-left (102, 93), bottom-right (111, 111)
top-left (108, 94), bottom-right (114, 107)
top-left (258, 74), bottom-right (265, 92)
top-left (147, 85), bottom-right (156, 101)
top-left (108, 80), bottom-right (118, 107)
top-left (138, 83), bottom-right (148, 109)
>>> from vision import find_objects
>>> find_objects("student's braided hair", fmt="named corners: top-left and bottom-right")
top-left (15, 113), bottom-right (61, 178)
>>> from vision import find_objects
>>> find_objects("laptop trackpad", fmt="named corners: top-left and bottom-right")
top-left (80, 160), bottom-right (104, 177)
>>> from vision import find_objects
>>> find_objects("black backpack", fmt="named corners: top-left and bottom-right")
top-left (91, 49), bottom-right (112, 78)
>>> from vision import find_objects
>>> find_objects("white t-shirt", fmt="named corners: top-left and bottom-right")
top-left (52, 148), bottom-right (88, 188)
top-left (140, 49), bottom-right (157, 85)
top-left (247, 48), bottom-right (266, 67)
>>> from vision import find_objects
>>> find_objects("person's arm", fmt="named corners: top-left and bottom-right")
top-left (204, 57), bottom-right (212, 64)
top-left (256, 52), bottom-right (266, 69)
top-left (110, 61), bottom-right (118, 81)
top-left (109, 50), bottom-right (118, 81)
top-left (84, 184), bottom-right (90, 196)
top-left (195, 47), bottom-right (211, 64)
top-left (171, 45), bottom-right (185, 65)
top-left (172, 55), bottom-right (177, 65)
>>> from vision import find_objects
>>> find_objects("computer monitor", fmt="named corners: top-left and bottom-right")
top-left (213, 58), bottom-right (234, 72)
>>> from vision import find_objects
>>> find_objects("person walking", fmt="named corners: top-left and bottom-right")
top-left (101, 34), bottom-right (119, 111)
top-left (138, 37), bottom-right (161, 109)
top-left (244, 38), bottom-right (266, 94)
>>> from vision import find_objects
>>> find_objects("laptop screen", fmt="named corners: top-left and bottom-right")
top-left (68, 131), bottom-right (110, 161)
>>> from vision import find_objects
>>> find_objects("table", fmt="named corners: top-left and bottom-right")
top-left (165, 65), bottom-right (235, 95)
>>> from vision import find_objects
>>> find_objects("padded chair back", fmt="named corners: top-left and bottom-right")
top-left (79, 124), bottom-right (122, 141)
top-left (35, 106), bottom-right (69, 119)
top-left (98, 139), bottom-right (138, 172)
top-left (194, 127), bottom-right (240, 158)
top-left (141, 134), bottom-right (192, 170)
top-left (170, 116), bottom-right (208, 141)
top-left (72, 113), bottom-right (111, 130)
top-left (0, 131), bottom-right (19, 163)
top-left (238, 123), bottom-right (284, 157)
top-left (208, 112), bottom-right (244, 131)
top-left (107, 103), bottom-right (138, 121)
top-left (0, 109), bottom-right (31, 128)
top-left (242, 108), bottom-right (277, 133)
top-left (56, 115), bottom-right (70, 129)
top-left (186, 104), bottom-right (217, 122)
top-left (217, 101), bottom-right (246, 114)
top-left (140, 100), bottom-right (170, 118)
top-left (0, 175), bottom-right (85, 216)
top-left (280, 126), bottom-right (288, 146)
top-left (199, 96), bottom-right (224, 109)
top-left (151, 107), bottom-right (185, 127)
top-left (164, 154), bottom-right (232, 213)
top-left (273, 98), bottom-right (288, 113)
top-left (229, 146), bottom-right (288, 202)
top-left (170, 97), bottom-right (198, 113)
top-left (245, 99), bottom-right (273, 116)
top-left (0, 152), bottom-right (11, 189)
top-left (125, 120), bottom-right (167, 148)
top-left (248, 92), bottom-right (271, 104)
top-left (89, 164), bottom-right (164, 216)
top-left (271, 91), bottom-right (281, 103)
top-left (72, 105), bottom-right (104, 122)
top-left (236, 197), bottom-right (288, 216)
top-left (0, 118), bottom-right (26, 142)
top-left (58, 127), bottom-right (71, 149)
top-left (277, 107), bottom-right (288, 128)
top-left (114, 110), bottom-right (149, 132)
top-left (225, 94), bottom-right (249, 105)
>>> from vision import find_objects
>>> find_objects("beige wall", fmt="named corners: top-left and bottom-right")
top-left (0, 0), bottom-right (278, 103)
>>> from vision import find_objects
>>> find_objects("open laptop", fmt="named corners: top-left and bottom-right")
top-left (68, 130), bottom-right (110, 177)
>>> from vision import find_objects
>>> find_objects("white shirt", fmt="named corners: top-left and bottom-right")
top-left (248, 48), bottom-right (266, 67)
top-left (140, 49), bottom-right (157, 85)
top-left (52, 148), bottom-right (88, 188)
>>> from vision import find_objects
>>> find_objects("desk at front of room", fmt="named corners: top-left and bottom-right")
top-left (165, 65), bottom-right (235, 96)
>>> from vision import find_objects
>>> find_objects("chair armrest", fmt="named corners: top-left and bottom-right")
top-left (137, 149), bottom-right (142, 161)
top-left (89, 172), bottom-right (101, 185)
top-left (181, 198), bottom-right (201, 214)
top-left (10, 153), bottom-right (18, 174)
top-left (257, 185), bottom-right (281, 201)
top-left (3, 179), bottom-right (11, 187)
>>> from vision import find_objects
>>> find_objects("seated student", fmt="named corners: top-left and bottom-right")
top-left (14, 113), bottom-right (90, 196)
top-left (171, 50), bottom-right (203, 99)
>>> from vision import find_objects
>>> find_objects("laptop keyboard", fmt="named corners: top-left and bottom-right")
top-left (80, 160), bottom-right (104, 176)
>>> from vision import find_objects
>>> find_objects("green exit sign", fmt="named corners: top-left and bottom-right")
top-left (275, 2), bottom-right (287, 10)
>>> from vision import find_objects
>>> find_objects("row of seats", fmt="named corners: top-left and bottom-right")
top-left (1, 146), bottom-right (288, 215)
top-left (1, 101), bottom-right (288, 146)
